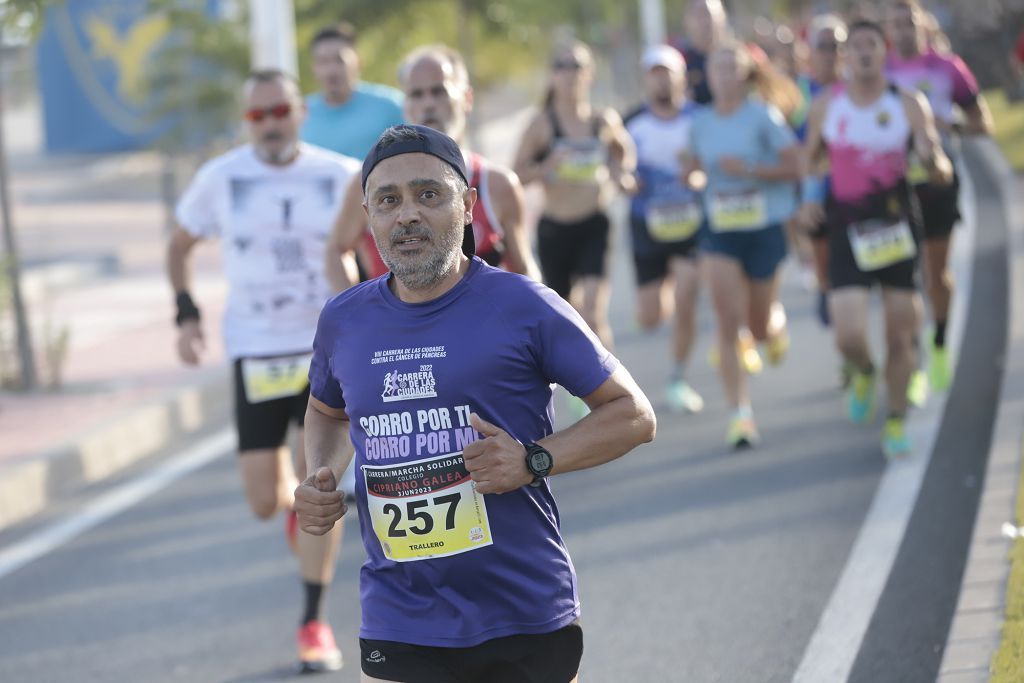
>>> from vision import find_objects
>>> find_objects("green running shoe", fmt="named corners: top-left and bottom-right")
top-left (882, 416), bottom-right (912, 459)
top-left (929, 340), bottom-right (951, 392)
top-left (906, 369), bottom-right (929, 408)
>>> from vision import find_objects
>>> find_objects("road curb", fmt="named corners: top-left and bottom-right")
top-left (937, 139), bottom-right (1023, 682)
top-left (0, 368), bottom-right (232, 532)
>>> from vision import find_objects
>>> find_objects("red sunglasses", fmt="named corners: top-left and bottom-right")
top-left (243, 103), bottom-right (292, 122)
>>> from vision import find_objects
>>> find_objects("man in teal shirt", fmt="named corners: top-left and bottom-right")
top-left (301, 24), bottom-right (404, 160)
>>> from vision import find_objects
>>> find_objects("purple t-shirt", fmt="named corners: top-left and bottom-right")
top-left (309, 257), bottom-right (619, 647)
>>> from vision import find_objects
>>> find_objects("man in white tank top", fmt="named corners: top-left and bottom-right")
top-left (797, 19), bottom-right (952, 460)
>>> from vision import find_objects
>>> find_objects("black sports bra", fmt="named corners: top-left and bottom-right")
top-left (533, 107), bottom-right (604, 163)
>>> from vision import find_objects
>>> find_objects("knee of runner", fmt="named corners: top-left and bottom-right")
top-left (247, 493), bottom-right (280, 520)
top-left (884, 325), bottom-right (916, 352)
top-left (637, 306), bottom-right (661, 330)
top-left (835, 329), bottom-right (867, 357)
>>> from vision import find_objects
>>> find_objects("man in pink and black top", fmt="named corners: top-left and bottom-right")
top-left (885, 0), bottom-right (993, 393)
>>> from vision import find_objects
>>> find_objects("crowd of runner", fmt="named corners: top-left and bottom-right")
top-left (166, 1), bottom-right (992, 679)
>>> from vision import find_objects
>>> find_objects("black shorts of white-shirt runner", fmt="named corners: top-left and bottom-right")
top-left (233, 358), bottom-right (309, 452)
top-left (360, 621), bottom-right (583, 683)
top-left (629, 214), bottom-right (699, 286)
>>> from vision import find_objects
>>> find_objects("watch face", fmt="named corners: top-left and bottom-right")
top-left (530, 450), bottom-right (551, 472)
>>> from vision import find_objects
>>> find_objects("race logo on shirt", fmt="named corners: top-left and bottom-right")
top-left (381, 365), bottom-right (438, 403)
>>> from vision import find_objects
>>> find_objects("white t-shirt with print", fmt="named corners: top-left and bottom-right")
top-left (176, 143), bottom-right (360, 359)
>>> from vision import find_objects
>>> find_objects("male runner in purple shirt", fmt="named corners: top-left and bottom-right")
top-left (293, 124), bottom-right (656, 682)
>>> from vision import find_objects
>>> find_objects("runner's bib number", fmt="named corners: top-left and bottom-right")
top-left (710, 190), bottom-right (767, 232)
top-left (363, 452), bottom-right (492, 562)
top-left (241, 353), bottom-right (312, 403)
top-left (848, 219), bottom-right (917, 272)
top-left (646, 199), bottom-right (702, 243)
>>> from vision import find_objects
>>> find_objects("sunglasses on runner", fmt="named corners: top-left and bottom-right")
top-left (552, 59), bottom-right (583, 71)
top-left (243, 103), bottom-right (292, 122)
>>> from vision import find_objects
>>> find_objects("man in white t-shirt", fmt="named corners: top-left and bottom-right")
top-left (167, 69), bottom-right (360, 673)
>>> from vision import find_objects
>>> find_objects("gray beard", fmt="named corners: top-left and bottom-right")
top-left (378, 224), bottom-right (463, 292)
top-left (255, 140), bottom-right (298, 165)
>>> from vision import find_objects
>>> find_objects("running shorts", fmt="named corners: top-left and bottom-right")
top-left (700, 223), bottom-right (787, 281)
top-left (826, 183), bottom-right (922, 291)
top-left (913, 170), bottom-right (960, 239)
top-left (233, 357), bottom-right (309, 452)
top-left (629, 214), bottom-right (699, 286)
top-left (359, 621), bottom-right (583, 683)
top-left (537, 212), bottom-right (610, 298)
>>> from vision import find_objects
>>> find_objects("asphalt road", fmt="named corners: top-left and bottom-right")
top-left (0, 169), bottom-right (1007, 682)
top-left (0, 229), bottom-right (887, 683)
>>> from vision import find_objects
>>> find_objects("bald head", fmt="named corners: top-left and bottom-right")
top-left (398, 46), bottom-right (473, 143)
top-left (685, 0), bottom-right (729, 53)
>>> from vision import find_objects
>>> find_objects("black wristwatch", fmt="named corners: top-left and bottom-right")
top-left (524, 442), bottom-right (553, 488)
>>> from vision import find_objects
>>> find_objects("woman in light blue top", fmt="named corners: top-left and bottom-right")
top-left (684, 42), bottom-right (801, 449)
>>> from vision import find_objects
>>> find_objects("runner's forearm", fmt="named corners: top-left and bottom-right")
top-left (962, 100), bottom-right (993, 136)
top-left (539, 385), bottom-right (655, 476)
top-left (514, 159), bottom-right (549, 186)
top-left (304, 403), bottom-right (354, 482)
top-left (751, 153), bottom-right (800, 182)
top-left (325, 247), bottom-right (358, 294)
top-left (167, 228), bottom-right (196, 293)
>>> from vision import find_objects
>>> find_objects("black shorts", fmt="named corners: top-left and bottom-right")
top-left (537, 212), bottom-right (610, 298)
top-left (914, 172), bottom-right (960, 239)
top-left (233, 357), bottom-right (309, 452)
top-left (825, 185), bottom-right (921, 292)
top-left (828, 226), bottom-right (919, 291)
top-left (629, 214), bottom-right (698, 286)
top-left (360, 621), bottom-right (583, 683)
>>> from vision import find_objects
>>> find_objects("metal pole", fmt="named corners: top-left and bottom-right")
top-left (640, 0), bottom-right (668, 47)
top-left (248, 0), bottom-right (298, 74)
top-left (0, 37), bottom-right (37, 389)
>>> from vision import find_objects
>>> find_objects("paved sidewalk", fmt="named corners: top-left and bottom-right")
top-left (0, 95), bottom-right (538, 534)
top-left (0, 104), bottom-right (234, 531)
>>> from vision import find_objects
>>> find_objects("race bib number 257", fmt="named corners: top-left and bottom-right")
top-left (363, 452), bottom-right (492, 562)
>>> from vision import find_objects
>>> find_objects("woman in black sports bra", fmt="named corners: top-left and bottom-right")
top-left (513, 40), bottom-right (636, 349)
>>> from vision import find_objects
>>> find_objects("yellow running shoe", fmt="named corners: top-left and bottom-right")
top-left (765, 328), bottom-right (789, 367)
top-left (710, 332), bottom-right (764, 374)
top-left (738, 333), bottom-right (764, 375)
top-left (906, 369), bottom-right (929, 408)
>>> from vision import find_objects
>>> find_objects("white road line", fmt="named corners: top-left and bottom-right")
top-left (0, 428), bottom-right (234, 582)
top-left (792, 156), bottom-right (978, 683)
